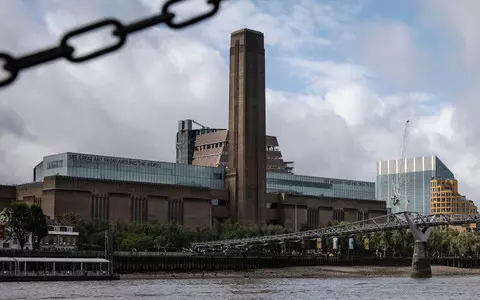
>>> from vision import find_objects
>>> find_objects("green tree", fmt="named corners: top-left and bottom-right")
top-left (154, 223), bottom-right (193, 250)
top-left (30, 204), bottom-right (48, 250)
top-left (120, 234), bottom-right (155, 251)
top-left (2, 202), bottom-right (32, 250)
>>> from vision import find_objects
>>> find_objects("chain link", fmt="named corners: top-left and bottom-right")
top-left (0, 0), bottom-right (224, 89)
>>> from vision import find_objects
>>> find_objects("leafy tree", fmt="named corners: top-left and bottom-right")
top-left (154, 223), bottom-right (193, 250)
top-left (120, 234), bottom-right (155, 251)
top-left (30, 204), bottom-right (48, 250)
top-left (2, 202), bottom-right (32, 250)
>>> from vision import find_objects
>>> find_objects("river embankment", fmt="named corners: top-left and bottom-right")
top-left (120, 265), bottom-right (480, 280)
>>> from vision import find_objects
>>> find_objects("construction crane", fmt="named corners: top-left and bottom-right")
top-left (391, 120), bottom-right (410, 213)
top-left (191, 120), bottom-right (210, 130)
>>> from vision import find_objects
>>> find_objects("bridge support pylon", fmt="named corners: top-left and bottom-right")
top-left (404, 213), bottom-right (433, 278)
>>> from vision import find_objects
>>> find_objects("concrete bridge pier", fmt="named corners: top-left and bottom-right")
top-left (404, 213), bottom-right (433, 278)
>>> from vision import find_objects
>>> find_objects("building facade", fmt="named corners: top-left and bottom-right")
top-left (189, 129), bottom-right (294, 173)
top-left (267, 172), bottom-right (375, 200)
top-left (33, 152), bottom-right (225, 190)
top-left (430, 179), bottom-right (478, 216)
top-left (0, 148), bottom-right (383, 232)
top-left (192, 130), bottom-right (229, 167)
top-left (0, 219), bottom-right (79, 251)
top-left (0, 28), bottom-right (387, 232)
top-left (41, 219), bottom-right (79, 251)
top-left (30, 152), bottom-right (376, 201)
top-left (376, 155), bottom-right (454, 214)
top-left (176, 119), bottom-right (223, 165)
top-left (0, 175), bottom-right (386, 232)
top-left (0, 185), bottom-right (15, 211)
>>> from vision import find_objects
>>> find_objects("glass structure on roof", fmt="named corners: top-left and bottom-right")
top-left (33, 152), bottom-right (376, 200)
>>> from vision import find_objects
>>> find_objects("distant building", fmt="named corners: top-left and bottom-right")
top-left (0, 28), bottom-right (387, 231)
top-left (0, 185), bottom-right (15, 211)
top-left (0, 225), bottom-right (32, 250)
top-left (0, 150), bottom-right (381, 231)
top-left (188, 128), bottom-right (294, 173)
top-left (267, 172), bottom-right (375, 200)
top-left (41, 218), bottom-right (79, 251)
top-left (33, 152), bottom-right (226, 190)
top-left (376, 155), bottom-right (455, 214)
top-left (430, 178), bottom-right (478, 216)
top-left (191, 129), bottom-right (228, 168)
top-left (0, 218), bottom-right (79, 251)
top-left (176, 119), bottom-right (223, 165)
top-left (31, 152), bottom-right (374, 201)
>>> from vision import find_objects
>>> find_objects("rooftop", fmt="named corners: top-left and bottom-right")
top-left (231, 28), bottom-right (264, 36)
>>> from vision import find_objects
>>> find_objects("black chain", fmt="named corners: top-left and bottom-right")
top-left (0, 0), bottom-right (225, 89)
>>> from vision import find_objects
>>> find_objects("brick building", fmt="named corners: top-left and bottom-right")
top-left (177, 120), bottom-right (294, 173)
top-left (0, 28), bottom-right (387, 231)
top-left (0, 174), bottom-right (385, 231)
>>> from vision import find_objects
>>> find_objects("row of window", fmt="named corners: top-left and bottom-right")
top-left (267, 187), bottom-right (375, 200)
top-left (376, 172), bottom-right (443, 214)
top-left (43, 153), bottom-right (224, 178)
top-left (268, 174), bottom-right (375, 200)
top-left (69, 167), bottom-right (225, 189)
top-left (431, 209), bottom-right (477, 215)
top-left (69, 160), bottom-right (219, 178)
top-left (195, 142), bottom-right (226, 151)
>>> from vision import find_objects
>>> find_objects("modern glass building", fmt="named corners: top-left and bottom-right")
top-left (33, 152), bottom-right (376, 200)
top-left (33, 152), bottom-right (226, 189)
top-left (376, 155), bottom-right (455, 214)
top-left (266, 172), bottom-right (375, 200)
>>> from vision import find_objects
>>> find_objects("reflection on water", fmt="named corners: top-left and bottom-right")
top-left (0, 276), bottom-right (479, 300)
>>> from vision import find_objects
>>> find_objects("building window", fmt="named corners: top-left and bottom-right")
top-left (333, 209), bottom-right (345, 222)
top-left (168, 198), bottom-right (184, 224)
top-left (91, 195), bottom-right (109, 222)
top-left (307, 208), bottom-right (319, 228)
top-left (131, 197), bottom-right (148, 224)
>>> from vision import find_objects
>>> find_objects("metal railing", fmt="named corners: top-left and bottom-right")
top-left (192, 212), bottom-right (480, 250)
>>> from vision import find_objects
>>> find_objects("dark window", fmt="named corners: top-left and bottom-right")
top-left (269, 203), bottom-right (278, 209)
top-left (266, 178), bottom-right (333, 189)
top-left (168, 199), bottom-right (184, 224)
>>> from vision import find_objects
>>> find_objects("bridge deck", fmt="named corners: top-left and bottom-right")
top-left (192, 212), bottom-right (480, 250)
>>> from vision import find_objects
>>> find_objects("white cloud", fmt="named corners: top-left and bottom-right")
top-left (353, 20), bottom-right (426, 90)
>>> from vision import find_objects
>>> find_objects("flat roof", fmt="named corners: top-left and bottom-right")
top-left (231, 28), bottom-right (264, 36)
top-left (0, 257), bottom-right (109, 263)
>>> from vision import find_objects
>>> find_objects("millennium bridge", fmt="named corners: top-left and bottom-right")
top-left (192, 212), bottom-right (480, 278)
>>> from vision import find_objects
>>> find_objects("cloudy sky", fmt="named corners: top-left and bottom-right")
top-left (0, 0), bottom-right (479, 204)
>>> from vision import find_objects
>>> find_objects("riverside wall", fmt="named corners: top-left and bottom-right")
top-left (2, 251), bottom-right (480, 273)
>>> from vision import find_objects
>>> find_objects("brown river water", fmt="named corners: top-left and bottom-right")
top-left (0, 276), bottom-right (479, 299)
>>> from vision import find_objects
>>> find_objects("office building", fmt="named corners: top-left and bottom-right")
top-left (376, 155), bottom-right (454, 214)
top-left (430, 178), bottom-right (478, 216)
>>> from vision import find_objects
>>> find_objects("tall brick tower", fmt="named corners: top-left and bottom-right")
top-left (227, 29), bottom-right (266, 226)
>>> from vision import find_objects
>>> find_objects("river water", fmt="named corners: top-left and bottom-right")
top-left (1, 276), bottom-right (479, 299)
